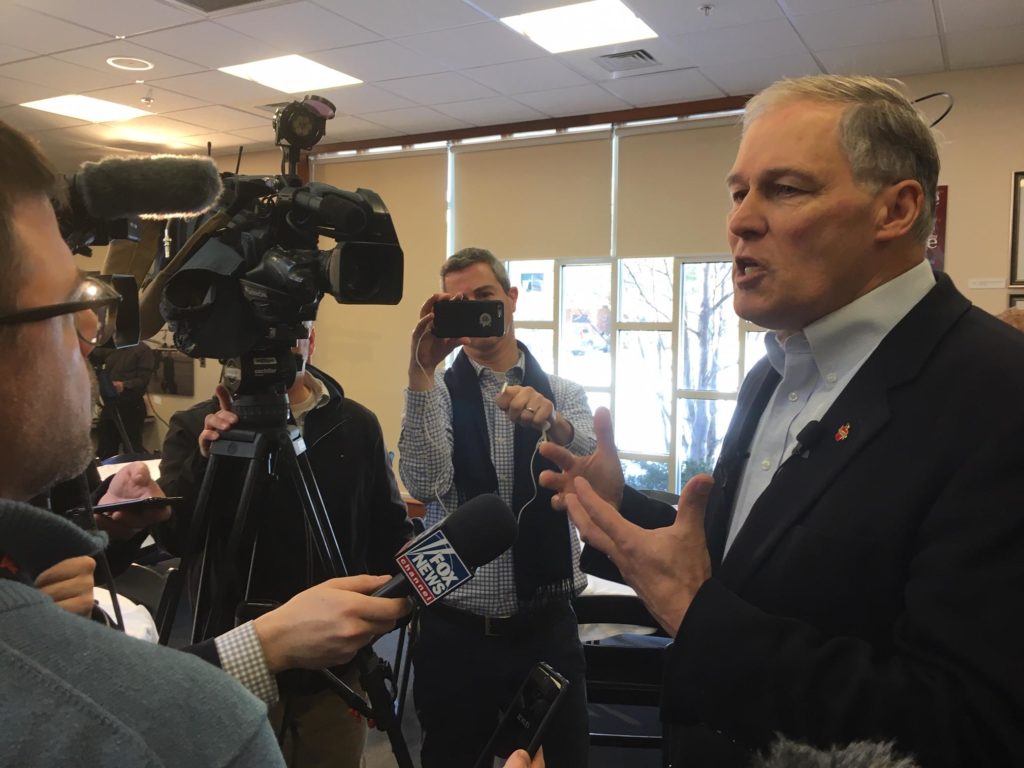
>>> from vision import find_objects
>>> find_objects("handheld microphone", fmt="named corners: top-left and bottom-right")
top-left (374, 494), bottom-right (517, 605)
top-left (70, 155), bottom-right (223, 220)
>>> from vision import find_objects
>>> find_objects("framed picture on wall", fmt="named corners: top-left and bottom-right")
top-left (1011, 172), bottom-right (1024, 285)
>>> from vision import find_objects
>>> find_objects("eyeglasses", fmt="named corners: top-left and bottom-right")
top-left (0, 276), bottom-right (122, 346)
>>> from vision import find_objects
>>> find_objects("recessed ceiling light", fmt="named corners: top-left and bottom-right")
top-left (219, 55), bottom-right (361, 94)
top-left (107, 56), bottom-right (154, 71)
top-left (501, 0), bottom-right (657, 54)
top-left (20, 95), bottom-right (149, 123)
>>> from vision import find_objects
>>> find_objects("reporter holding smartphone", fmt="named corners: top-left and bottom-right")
top-left (399, 248), bottom-right (595, 767)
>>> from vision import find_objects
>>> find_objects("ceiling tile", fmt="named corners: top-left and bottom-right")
top-left (322, 114), bottom-right (400, 141)
top-left (937, 0), bottom-right (1024, 33)
top-left (514, 83), bottom-right (632, 117)
top-left (0, 6), bottom-right (107, 55)
top-left (790, 0), bottom-right (939, 50)
top-left (628, 0), bottom-right (786, 36)
top-left (85, 83), bottom-right (211, 114)
top-left (0, 104), bottom-right (86, 131)
top-left (314, 0), bottom-right (489, 37)
top-left (600, 68), bottom-right (726, 106)
top-left (315, 83), bottom-right (417, 114)
top-left (378, 72), bottom-right (497, 105)
top-left (151, 70), bottom-right (285, 106)
top-left (0, 42), bottom-right (36, 66)
top-left (359, 106), bottom-right (470, 133)
top-left (0, 56), bottom-right (132, 93)
top-left (19, 0), bottom-right (199, 37)
top-left (131, 21), bottom-right (285, 69)
top-left (700, 52), bottom-right (822, 94)
top-left (676, 19), bottom-right (808, 66)
top-left (464, 57), bottom-right (590, 95)
top-left (216, 2), bottom-right (379, 53)
top-left (165, 105), bottom-right (269, 132)
top-left (0, 76), bottom-right (61, 108)
top-left (177, 132), bottom-right (260, 152)
top-left (946, 24), bottom-right (1024, 69)
top-left (55, 40), bottom-right (205, 79)
top-left (399, 21), bottom-right (545, 70)
top-left (461, 0), bottom-right (563, 16)
top-left (430, 95), bottom-right (548, 125)
top-left (778, 0), bottom-right (883, 15)
top-left (313, 41), bottom-right (448, 83)
top-left (818, 36), bottom-right (945, 77)
top-left (99, 114), bottom-right (209, 137)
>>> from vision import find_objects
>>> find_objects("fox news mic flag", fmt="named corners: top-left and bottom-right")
top-left (373, 494), bottom-right (516, 605)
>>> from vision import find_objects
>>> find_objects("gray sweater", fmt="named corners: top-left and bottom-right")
top-left (0, 498), bottom-right (284, 767)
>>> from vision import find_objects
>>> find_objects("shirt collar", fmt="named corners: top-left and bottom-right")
top-left (290, 370), bottom-right (330, 424)
top-left (467, 349), bottom-right (526, 383)
top-left (765, 259), bottom-right (935, 382)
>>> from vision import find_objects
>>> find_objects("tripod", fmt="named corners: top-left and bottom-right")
top-left (164, 389), bottom-right (414, 768)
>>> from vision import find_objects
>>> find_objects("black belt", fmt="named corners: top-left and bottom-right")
top-left (431, 599), bottom-right (572, 637)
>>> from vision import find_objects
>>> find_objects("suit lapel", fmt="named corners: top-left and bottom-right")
top-left (706, 362), bottom-right (780, 565)
top-left (716, 273), bottom-right (971, 590)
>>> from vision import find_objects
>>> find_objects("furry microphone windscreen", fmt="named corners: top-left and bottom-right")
top-left (751, 737), bottom-right (921, 768)
top-left (74, 155), bottom-right (222, 220)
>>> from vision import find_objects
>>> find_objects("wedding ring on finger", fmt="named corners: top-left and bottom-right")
top-left (525, 406), bottom-right (537, 413)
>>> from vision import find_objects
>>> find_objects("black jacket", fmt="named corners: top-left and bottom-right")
top-left (157, 366), bottom-right (413, 633)
top-left (640, 274), bottom-right (1024, 767)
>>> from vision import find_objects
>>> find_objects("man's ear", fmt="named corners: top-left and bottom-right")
top-left (875, 180), bottom-right (926, 243)
top-left (508, 285), bottom-right (518, 313)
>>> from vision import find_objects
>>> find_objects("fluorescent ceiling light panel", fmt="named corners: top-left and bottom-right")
top-left (20, 95), bottom-right (149, 123)
top-left (501, 0), bottom-right (657, 54)
top-left (220, 55), bottom-right (361, 93)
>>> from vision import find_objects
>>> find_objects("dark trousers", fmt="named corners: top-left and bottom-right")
top-left (412, 600), bottom-right (589, 768)
top-left (97, 397), bottom-right (147, 459)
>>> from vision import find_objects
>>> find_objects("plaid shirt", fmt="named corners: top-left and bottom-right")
top-left (399, 351), bottom-right (595, 617)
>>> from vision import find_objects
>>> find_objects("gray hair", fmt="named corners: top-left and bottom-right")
top-left (744, 75), bottom-right (939, 244)
top-left (441, 247), bottom-right (512, 294)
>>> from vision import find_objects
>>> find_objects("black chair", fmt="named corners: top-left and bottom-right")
top-left (112, 558), bottom-right (182, 646)
top-left (575, 488), bottom-right (678, 751)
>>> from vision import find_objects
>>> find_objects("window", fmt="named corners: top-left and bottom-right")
top-left (508, 256), bottom-right (765, 493)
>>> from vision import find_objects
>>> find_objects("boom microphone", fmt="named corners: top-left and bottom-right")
top-left (71, 155), bottom-right (222, 220)
top-left (374, 494), bottom-right (517, 605)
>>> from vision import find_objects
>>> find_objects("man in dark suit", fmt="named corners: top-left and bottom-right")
top-left (540, 74), bottom-right (1024, 767)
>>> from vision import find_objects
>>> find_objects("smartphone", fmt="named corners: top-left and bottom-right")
top-left (432, 299), bottom-right (505, 338)
top-left (476, 662), bottom-right (569, 765)
top-left (87, 496), bottom-right (185, 516)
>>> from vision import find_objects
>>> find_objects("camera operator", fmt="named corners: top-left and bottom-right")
top-left (157, 322), bottom-right (414, 768)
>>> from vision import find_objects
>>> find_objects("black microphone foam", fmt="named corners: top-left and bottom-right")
top-left (73, 155), bottom-right (222, 219)
top-left (374, 494), bottom-right (517, 602)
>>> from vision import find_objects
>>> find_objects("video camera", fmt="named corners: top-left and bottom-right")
top-left (154, 95), bottom-right (403, 407)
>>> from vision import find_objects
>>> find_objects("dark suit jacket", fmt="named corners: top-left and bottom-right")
top-left (624, 275), bottom-right (1024, 767)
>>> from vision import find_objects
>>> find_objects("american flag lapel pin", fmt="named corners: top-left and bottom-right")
top-left (834, 422), bottom-right (851, 442)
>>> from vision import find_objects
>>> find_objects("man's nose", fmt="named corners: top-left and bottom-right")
top-left (727, 192), bottom-right (766, 241)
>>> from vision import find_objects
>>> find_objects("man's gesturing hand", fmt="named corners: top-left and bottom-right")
top-left (252, 574), bottom-right (412, 673)
top-left (565, 474), bottom-right (714, 637)
top-left (539, 407), bottom-right (623, 509)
